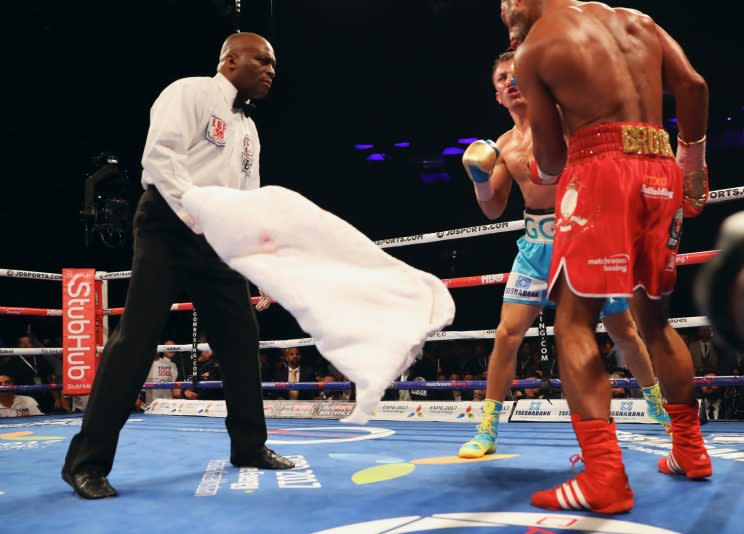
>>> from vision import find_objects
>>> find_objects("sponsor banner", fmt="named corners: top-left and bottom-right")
top-left (142, 398), bottom-right (645, 424)
top-left (368, 401), bottom-right (514, 423)
top-left (316, 401), bottom-right (356, 419)
top-left (512, 399), bottom-right (656, 424)
top-left (263, 400), bottom-right (279, 418)
top-left (62, 269), bottom-right (97, 396)
top-left (423, 402), bottom-right (470, 422)
top-left (176, 401), bottom-right (214, 416)
top-left (275, 402), bottom-right (317, 419)
top-left (611, 399), bottom-right (654, 423)
top-left (145, 399), bottom-right (181, 414)
top-left (500, 401), bottom-right (515, 423)
top-left (369, 401), bottom-right (420, 421)
top-left (512, 399), bottom-right (570, 422)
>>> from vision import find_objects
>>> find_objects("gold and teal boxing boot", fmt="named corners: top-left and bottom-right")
top-left (641, 382), bottom-right (672, 433)
top-left (458, 399), bottom-right (501, 458)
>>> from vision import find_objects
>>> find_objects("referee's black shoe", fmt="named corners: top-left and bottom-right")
top-left (231, 446), bottom-right (295, 469)
top-left (62, 467), bottom-right (118, 499)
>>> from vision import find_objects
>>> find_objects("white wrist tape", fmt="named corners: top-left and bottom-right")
top-left (676, 136), bottom-right (706, 174)
top-left (535, 164), bottom-right (561, 185)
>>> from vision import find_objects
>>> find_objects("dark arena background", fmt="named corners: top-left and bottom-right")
top-left (1, 1), bottom-right (743, 533)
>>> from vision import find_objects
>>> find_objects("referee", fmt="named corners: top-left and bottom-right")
top-left (62, 33), bottom-right (294, 500)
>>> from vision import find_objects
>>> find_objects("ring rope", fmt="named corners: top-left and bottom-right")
top-left (0, 315), bottom-right (710, 357)
top-left (3, 375), bottom-right (744, 394)
top-left (0, 248), bottom-right (721, 317)
top-left (1, 186), bottom-right (739, 282)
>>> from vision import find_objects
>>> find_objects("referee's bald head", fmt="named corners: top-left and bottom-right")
top-left (217, 32), bottom-right (276, 100)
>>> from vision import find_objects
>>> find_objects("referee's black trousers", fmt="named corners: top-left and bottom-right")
top-left (64, 187), bottom-right (267, 475)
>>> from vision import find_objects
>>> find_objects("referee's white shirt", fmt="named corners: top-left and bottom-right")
top-left (141, 72), bottom-right (260, 232)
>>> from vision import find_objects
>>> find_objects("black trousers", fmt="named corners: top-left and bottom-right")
top-left (64, 187), bottom-right (266, 475)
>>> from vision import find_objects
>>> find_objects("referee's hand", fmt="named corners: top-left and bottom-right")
top-left (255, 288), bottom-right (272, 312)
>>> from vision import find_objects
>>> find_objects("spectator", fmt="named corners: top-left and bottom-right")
top-left (471, 341), bottom-right (491, 376)
top-left (715, 330), bottom-right (742, 375)
top-left (449, 373), bottom-right (463, 401)
top-left (473, 389), bottom-right (486, 402)
top-left (259, 352), bottom-right (274, 383)
top-left (314, 375), bottom-right (353, 401)
top-left (142, 340), bottom-right (180, 406)
top-left (41, 339), bottom-right (70, 413)
top-left (178, 336), bottom-right (222, 401)
top-left (337, 373), bottom-right (354, 401)
top-left (700, 373), bottom-right (724, 420)
top-left (689, 326), bottom-right (719, 375)
top-left (0, 372), bottom-right (43, 417)
top-left (523, 375), bottom-right (550, 400)
top-left (598, 335), bottom-right (625, 372)
top-left (196, 342), bottom-right (224, 401)
top-left (428, 373), bottom-right (451, 401)
top-left (609, 371), bottom-right (630, 399)
top-left (461, 373), bottom-right (475, 401)
top-left (275, 348), bottom-right (314, 400)
top-left (385, 350), bottom-right (437, 401)
top-left (520, 346), bottom-right (543, 378)
top-left (2, 336), bottom-right (55, 413)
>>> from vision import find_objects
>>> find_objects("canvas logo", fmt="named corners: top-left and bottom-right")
top-left (529, 401), bottom-right (542, 411)
top-left (312, 512), bottom-right (678, 534)
top-left (0, 430), bottom-right (65, 450)
top-left (620, 401), bottom-right (633, 411)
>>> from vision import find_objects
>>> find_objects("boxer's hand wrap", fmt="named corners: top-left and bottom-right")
top-left (676, 135), bottom-right (708, 218)
top-left (528, 156), bottom-right (561, 186)
top-left (462, 139), bottom-right (500, 201)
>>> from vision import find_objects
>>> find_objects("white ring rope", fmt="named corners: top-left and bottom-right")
top-left (2, 186), bottom-right (740, 281)
top-left (0, 315), bottom-right (709, 356)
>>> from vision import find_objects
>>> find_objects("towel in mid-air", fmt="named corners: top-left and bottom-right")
top-left (182, 185), bottom-right (455, 423)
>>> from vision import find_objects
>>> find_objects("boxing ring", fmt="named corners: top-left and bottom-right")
top-left (2, 186), bottom-right (744, 533)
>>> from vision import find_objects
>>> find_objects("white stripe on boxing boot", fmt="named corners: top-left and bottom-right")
top-left (562, 483), bottom-right (580, 510)
top-left (571, 480), bottom-right (591, 509)
top-left (666, 452), bottom-right (684, 474)
top-left (556, 486), bottom-right (571, 510)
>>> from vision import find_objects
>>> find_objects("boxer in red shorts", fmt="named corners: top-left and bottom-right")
top-left (500, 0), bottom-right (711, 513)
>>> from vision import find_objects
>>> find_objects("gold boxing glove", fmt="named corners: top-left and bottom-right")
top-left (462, 140), bottom-right (500, 201)
top-left (462, 139), bottom-right (500, 184)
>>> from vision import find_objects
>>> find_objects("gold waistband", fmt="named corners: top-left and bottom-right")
top-left (568, 123), bottom-right (675, 162)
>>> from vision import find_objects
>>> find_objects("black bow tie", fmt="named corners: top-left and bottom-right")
top-left (233, 97), bottom-right (256, 118)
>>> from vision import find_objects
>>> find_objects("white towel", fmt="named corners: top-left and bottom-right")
top-left (182, 185), bottom-right (455, 423)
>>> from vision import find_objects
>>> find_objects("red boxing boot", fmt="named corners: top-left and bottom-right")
top-left (658, 403), bottom-right (712, 479)
top-left (531, 414), bottom-right (634, 514)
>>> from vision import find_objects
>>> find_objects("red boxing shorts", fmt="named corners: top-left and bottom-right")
top-left (548, 122), bottom-right (683, 300)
